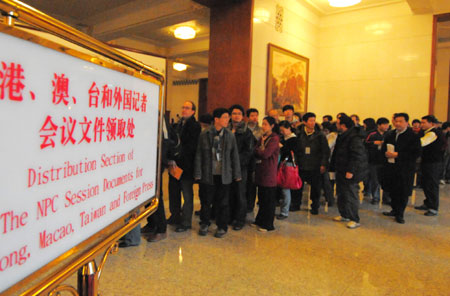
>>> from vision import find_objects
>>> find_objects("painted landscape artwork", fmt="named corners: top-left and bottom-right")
top-left (266, 44), bottom-right (309, 115)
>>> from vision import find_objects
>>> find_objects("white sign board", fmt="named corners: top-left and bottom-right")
top-left (0, 31), bottom-right (160, 292)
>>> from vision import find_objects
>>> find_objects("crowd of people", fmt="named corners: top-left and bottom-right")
top-left (119, 101), bottom-right (450, 247)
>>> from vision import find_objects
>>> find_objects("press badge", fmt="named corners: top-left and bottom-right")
top-left (305, 147), bottom-right (311, 155)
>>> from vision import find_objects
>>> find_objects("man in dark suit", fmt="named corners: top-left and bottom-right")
top-left (168, 101), bottom-right (201, 232)
top-left (382, 113), bottom-right (421, 224)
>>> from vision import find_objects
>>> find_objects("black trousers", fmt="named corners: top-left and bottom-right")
top-left (168, 175), bottom-right (194, 227)
top-left (147, 175), bottom-right (167, 233)
top-left (200, 175), bottom-right (231, 231)
top-left (336, 173), bottom-right (360, 223)
top-left (230, 169), bottom-right (248, 226)
top-left (246, 169), bottom-right (257, 211)
top-left (255, 186), bottom-right (276, 230)
top-left (422, 162), bottom-right (442, 212)
top-left (291, 169), bottom-right (322, 211)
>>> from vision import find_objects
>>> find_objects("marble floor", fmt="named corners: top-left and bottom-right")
top-left (64, 174), bottom-right (450, 296)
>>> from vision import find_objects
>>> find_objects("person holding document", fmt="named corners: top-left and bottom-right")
top-left (381, 113), bottom-right (421, 224)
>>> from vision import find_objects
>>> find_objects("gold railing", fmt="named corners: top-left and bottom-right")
top-left (0, 0), bottom-right (165, 295)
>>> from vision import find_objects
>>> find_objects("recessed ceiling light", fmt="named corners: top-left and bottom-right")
top-left (174, 26), bottom-right (196, 40)
top-left (173, 62), bottom-right (187, 71)
top-left (328, 0), bottom-right (361, 8)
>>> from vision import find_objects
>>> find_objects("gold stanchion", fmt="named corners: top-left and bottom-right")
top-left (307, 183), bottom-right (311, 222)
top-left (411, 173), bottom-right (417, 206)
top-left (325, 201), bottom-right (328, 213)
top-left (379, 189), bottom-right (383, 209)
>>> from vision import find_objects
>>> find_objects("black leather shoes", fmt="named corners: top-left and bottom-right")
top-left (175, 225), bottom-right (191, 232)
top-left (395, 216), bottom-right (405, 224)
top-left (310, 209), bottom-right (318, 215)
top-left (414, 205), bottom-right (428, 211)
top-left (424, 210), bottom-right (437, 216)
top-left (232, 224), bottom-right (244, 231)
top-left (214, 229), bottom-right (227, 238)
top-left (383, 211), bottom-right (396, 217)
top-left (198, 224), bottom-right (209, 236)
top-left (118, 242), bottom-right (139, 248)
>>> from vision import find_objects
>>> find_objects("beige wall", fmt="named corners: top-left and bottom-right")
top-left (251, 0), bottom-right (433, 122)
top-left (434, 43), bottom-right (450, 122)
top-left (251, 0), bottom-right (320, 119)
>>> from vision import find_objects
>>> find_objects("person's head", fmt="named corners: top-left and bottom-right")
top-left (293, 112), bottom-right (302, 122)
top-left (181, 101), bottom-right (196, 119)
top-left (376, 117), bottom-right (390, 133)
top-left (421, 115), bottom-right (438, 131)
top-left (213, 108), bottom-right (230, 129)
top-left (246, 108), bottom-right (259, 123)
top-left (363, 118), bottom-right (376, 131)
top-left (336, 114), bottom-right (354, 132)
top-left (268, 109), bottom-right (279, 122)
top-left (412, 119), bottom-right (421, 129)
top-left (351, 114), bottom-right (360, 125)
top-left (199, 113), bottom-right (213, 130)
top-left (282, 105), bottom-right (294, 122)
top-left (393, 113), bottom-right (409, 131)
top-left (336, 112), bottom-right (346, 120)
top-left (278, 120), bottom-right (293, 137)
top-left (323, 115), bottom-right (333, 123)
top-left (442, 121), bottom-right (450, 133)
top-left (302, 112), bottom-right (316, 130)
top-left (229, 104), bottom-right (244, 123)
top-left (262, 116), bottom-right (276, 134)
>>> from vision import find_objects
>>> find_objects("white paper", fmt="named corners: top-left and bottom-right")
top-left (387, 144), bottom-right (395, 163)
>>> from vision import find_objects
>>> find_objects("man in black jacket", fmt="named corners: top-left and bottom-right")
top-left (229, 104), bottom-right (254, 230)
top-left (364, 117), bottom-right (390, 205)
top-left (331, 114), bottom-right (368, 229)
top-left (382, 113), bottom-right (421, 224)
top-left (168, 101), bottom-right (201, 232)
top-left (293, 112), bottom-right (330, 215)
top-left (415, 115), bottom-right (445, 216)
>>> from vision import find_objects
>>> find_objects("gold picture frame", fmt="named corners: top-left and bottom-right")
top-left (266, 43), bottom-right (309, 115)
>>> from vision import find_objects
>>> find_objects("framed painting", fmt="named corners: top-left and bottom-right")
top-left (266, 43), bottom-right (309, 115)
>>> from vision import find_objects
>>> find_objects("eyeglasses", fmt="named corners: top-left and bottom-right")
top-left (181, 106), bottom-right (192, 110)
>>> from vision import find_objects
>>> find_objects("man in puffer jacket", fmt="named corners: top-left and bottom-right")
top-left (330, 114), bottom-right (368, 229)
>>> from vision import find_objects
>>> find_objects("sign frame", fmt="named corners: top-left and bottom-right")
top-left (0, 1), bottom-right (165, 294)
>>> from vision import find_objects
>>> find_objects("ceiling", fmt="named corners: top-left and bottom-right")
top-left (15, 0), bottom-right (450, 76)
top-left (22, 0), bottom-right (211, 76)
top-left (300, 0), bottom-right (403, 15)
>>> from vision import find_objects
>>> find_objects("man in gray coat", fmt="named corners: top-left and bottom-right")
top-left (194, 108), bottom-right (241, 238)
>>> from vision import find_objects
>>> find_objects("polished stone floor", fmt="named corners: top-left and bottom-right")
top-left (65, 173), bottom-right (450, 296)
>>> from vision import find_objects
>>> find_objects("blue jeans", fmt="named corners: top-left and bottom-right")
top-left (280, 188), bottom-right (291, 216)
top-left (368, 164), bottom-right (381, 201)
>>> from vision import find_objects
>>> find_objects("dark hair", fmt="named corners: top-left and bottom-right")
top-left (321, 121), bottom-right (333, 132)
top-left (278, 120), bottom-right (292, 130)
top-left (421, 115), bottom-right (439, 124)
top-left (302, 112), bottom-right (316, 122)
top-left (394, 112), bottom-right (409, 122)
top-left (337, 112), bottom-right (347, 119)
top-left (294, 112), bottom-right (302, 119)
top-left (246, 108), bottom-right (259, 117)
top-left (263, 116), bottom-right (276, 127)
top-left (186, 100), bottom-right (196, 112)
top-left (338, 114), bottom-right (354, 129)
top-left (213, 108), bottom-right (230, 119)
top-left (199, 113), bottom-right (213, 124)
top-left (412, 119), bottom-right (421, 125)
top-left (282, 105), bottom-right (294, 112)
top-left (350, 114), bottom-right (360, 122)
top-left (323, 115), bottom-right (333, 121)
top-left (376, 117), bottom-right (389, 125)
top-left (363, 118), bottom-right (376, 131)
top-left (442, 121), bottom-right (450, 129)
top-left (229, 104), bottom-right (244, 115)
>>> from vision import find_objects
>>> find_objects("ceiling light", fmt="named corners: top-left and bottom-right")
top-left (173, 62), bottom-right (187, 71)
top-left (174, 26), bottom-right (196, 40)
top-left (328, 0), bottom-right (361, 8)
top-left (254, 9), bottom-right (270, 23)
